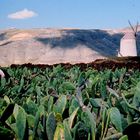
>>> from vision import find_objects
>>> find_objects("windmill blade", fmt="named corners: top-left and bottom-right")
top-left (128, 20), bottom-right (135, 33)
top-left (135, 21), bottom-right (139, 33)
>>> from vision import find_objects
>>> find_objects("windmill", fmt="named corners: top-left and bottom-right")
top-left (118, 21), bottom-right (139, 57)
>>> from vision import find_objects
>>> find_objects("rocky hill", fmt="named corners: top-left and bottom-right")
top-left (0, 27), bottom-right (140, 66)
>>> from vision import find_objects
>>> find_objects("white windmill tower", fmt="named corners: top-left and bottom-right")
top-left (118, 21), bottom-right (138, 57)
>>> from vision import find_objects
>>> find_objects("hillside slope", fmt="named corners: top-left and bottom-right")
top-left (0, 27), bottom-right (140, 66)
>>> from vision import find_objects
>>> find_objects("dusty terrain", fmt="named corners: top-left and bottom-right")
top-left (0, 26), bottom-right (140, 66)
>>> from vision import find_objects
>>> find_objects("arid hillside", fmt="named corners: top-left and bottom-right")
top-left (0, 27), bottom-right (140, 66)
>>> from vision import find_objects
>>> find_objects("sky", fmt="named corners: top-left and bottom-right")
top-left (0, 0), bottom-right (140, 29)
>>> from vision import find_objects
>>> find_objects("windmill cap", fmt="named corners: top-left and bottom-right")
top-left (122, 32), bottom-right (136, 40)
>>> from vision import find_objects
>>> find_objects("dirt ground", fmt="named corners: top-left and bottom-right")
top-left (7, 56), bottom-right (140, 70)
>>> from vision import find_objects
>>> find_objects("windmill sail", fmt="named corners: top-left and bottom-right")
top-left (128, 20), bottom-right (135, 33)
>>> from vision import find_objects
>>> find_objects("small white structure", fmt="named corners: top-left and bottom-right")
top-left (118, 32), bottom-right (137, 56)
top-left (0, 69), bottom-right (5, 78)
top-left (118, 21), bottom-right (138, 57)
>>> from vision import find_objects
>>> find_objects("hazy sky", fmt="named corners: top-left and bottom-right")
top-left (0, 0), bottom-right (140, 29)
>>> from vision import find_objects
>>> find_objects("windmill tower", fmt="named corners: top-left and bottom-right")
top-left (118, 21), bottom-right (138, 57)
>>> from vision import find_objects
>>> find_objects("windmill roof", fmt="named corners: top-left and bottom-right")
top-left (122, 32), bottom-right (136, 40)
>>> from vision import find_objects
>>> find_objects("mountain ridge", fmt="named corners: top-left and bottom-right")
top-left (0, 27), bottom-right (140, 66)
